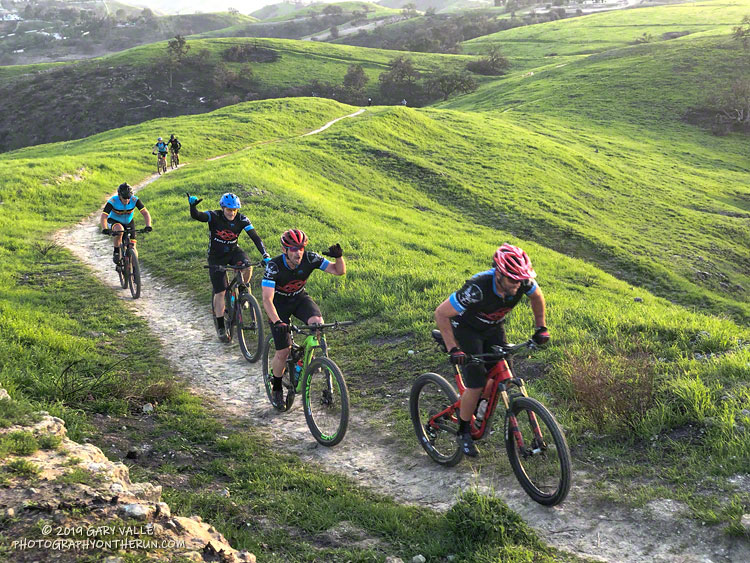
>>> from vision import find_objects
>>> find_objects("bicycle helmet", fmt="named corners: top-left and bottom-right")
top-left (493, 243), bottom-right (536, 281)
top-left (280, 229), bottom-right (308, 248)
top-left (117, 182), bottom-right (133, 199)
top-left (157, 137), bottom-right (163, 141)
top-left (169, 134), bottom-right (175, 140)
top-left (219, 192), bottom-right (241, 209)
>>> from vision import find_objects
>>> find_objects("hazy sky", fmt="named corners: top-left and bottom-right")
top-left (125, 0), bottom-right (342, 16)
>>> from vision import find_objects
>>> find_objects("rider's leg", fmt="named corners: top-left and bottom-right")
top-left (272, 347), bottom-right (290, 383)
top-left (111, 222), bottom-right (124, 262)
top-left (213, 291), bottom-right (226, 318)
top-left (452, 324), bottom-right (488, 457)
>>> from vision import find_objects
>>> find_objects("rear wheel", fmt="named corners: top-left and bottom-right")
top-left (237, 293), bottom-right (263, 363)
top-left (303, 358), bottom-right (349, 446)
top-left (505, 397), bottom-right (571, 506)
top-left (116, 249), bottom-right (127, 289)
top-left (261, 336), bottom-right (294, 411)
top-left (127, 250), bottom-right (141, 299)
top-left (410, 372), bottom-right (463, 466)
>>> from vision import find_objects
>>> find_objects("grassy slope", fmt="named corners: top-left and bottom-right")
top-left (463, 0), bottom-right (747, 69)
top-left (0, 98), bottom-right (572, 561)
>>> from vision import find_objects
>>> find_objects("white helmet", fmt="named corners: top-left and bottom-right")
top-left (157, 137), bottom-right (163, 141)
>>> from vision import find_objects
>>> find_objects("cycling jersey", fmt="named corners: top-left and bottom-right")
top-left (103, 195), bottom-right (144, 225)
top-left (449, 270), bottom-right (537, 331)
top-left (261, 252), bottom-right (330, 300)
top-left (154, 141), bottom-right (168, 155)
top-left (190, 208), bottom-right (268, 258)
top-left (169, 139), bottom-right (181, 153)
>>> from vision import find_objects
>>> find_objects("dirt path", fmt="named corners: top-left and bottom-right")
top-left (53, 113), bottom-right (749, 563)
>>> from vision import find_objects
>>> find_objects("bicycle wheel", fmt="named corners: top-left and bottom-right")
top-left (237, 293), bottom-right (264, 363)
top-left (505, 396), bottom-right (571, 506)
top-left (410, 373), bottom-right (463, 467)
top-left (261, 336), bottom-right (294, 411)
top-left (303, 357), bottom-right (349, 446)
top-left (127, 250), bottom-right (141, 299)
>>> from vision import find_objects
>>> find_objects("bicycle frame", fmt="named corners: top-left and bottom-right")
top-left (427, 341), bottom-right (544, 448)
top-left (288, 332), bottom-right (327, 394)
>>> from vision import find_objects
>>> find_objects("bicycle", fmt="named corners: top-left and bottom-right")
top-left (410, 330), bottom-right (571, 506)
top-left (169, 150), bottom-right (179, 169)
top-left (204, 262), bottom-right (264, 363)
top-left (261, 321), bottom-right (353, 446)
top-left (154, 152), bottom-right (167, 175)
top-left (106, 227), bottom-right (149, 299)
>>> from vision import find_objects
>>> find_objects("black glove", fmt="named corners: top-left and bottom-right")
top-left (323, 243), bottom-right (343, 258)
top-left (449, 346), bottom-right (469, 366)
top-left (274, 320), bottom-right (290, 334)
top-left (532, 326), bottom-right (550, 345)
top-left (144, 226), bottom-right (153, 233)
top-left (101, 228), bottom-right (111, 235)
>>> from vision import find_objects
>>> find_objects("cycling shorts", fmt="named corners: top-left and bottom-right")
top-left (269, 295), bottom-right (321, 350)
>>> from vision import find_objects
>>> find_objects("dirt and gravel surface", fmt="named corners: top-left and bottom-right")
top-left (53, 113), bottom-right (750, 563)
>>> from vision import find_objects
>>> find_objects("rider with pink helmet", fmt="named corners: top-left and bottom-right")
top-left (434, 243), bottom-right (549, 457)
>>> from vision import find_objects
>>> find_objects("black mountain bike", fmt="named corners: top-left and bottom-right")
top-left (261, 321), bottom-right (352, 446)
top-left (107, 228), bottom-right (149, 299)
top-left (205, 262), bottom-right (264, 362)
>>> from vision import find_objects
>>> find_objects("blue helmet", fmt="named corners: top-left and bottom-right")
top-left (219, 192), bottom-right (241, 209)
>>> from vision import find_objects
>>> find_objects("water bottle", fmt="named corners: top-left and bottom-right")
top-left (293, 360), bottom-right (303, 386)
top-left (475, 399), bottom-right (489, 422)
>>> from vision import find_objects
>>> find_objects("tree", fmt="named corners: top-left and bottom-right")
top-left (466, 45), bottom-right (509, 75)
top-left (228, 7), bottom-right (239, 15)
top-left (380, 55), bottom-right (420, 84)
top-left (330, 25), bottom-right (339, 39)
top-left (426, 70), bottom-right (477, 100)
top-left (733, 15), bottom-right (750, 48)
top-left (711, 78), bottom-right (750, 129)
top-left (166, 35), bottom-right (190, 88)
top-left (322, 5), bottom-right (343, 16)
top-left (343, 64), bottom-right (368, 91)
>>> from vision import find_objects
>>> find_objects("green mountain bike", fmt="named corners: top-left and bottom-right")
top-left (262, 321), bottom-right (352, 446)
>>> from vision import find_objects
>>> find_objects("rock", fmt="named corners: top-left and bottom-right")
top-left (384, 558), bottom-right (404, 563)
top-left (142, 403), bottom-right (154, 413)
top-left (7, 507), bottom-right (16, 518)
top-left (119, 503), bottom-right (152, 519)
top-left (633, 297), bottom-right (643, 302)
top-left (740, 409), bottom-right (750, 418)
top-left (219, 488), bottom-right (230, 498)
top-left (407, 350), bottom-right (415, 355)
top-left (0, 388), bottom-right (9, 400)
top-left (412, 556), bottom-right (426, 563)
top-left (741, 513), bottom-right (750, 533)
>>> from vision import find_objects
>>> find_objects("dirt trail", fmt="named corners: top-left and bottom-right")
top-left (54, 112), bottom-right (748, 563)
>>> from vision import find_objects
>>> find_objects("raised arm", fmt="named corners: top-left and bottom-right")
top-left (187, 193), bottom-right (209, 222)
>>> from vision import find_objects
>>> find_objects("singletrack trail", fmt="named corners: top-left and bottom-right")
top-left (54, 112), bottom-right (748, 563)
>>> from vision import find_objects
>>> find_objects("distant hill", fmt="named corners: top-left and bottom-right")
top-left (0, 4), bottom-right (252, 65)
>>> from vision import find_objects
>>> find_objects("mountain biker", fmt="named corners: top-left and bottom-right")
top-left (100, 182), bottom-right (152, 264)
top-left (152, 137), bottom-right (168, 162)
top-left (434, 243), bottom-right (549, 458)
top-left (188, 192), bottom-right (271, 342)
top-left (261, 229), bottom-right (345, 407)
top-left (168, 134), bottom-right (181, 157)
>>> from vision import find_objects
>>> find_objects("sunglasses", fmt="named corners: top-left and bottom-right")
top-left (284, 246), bottom-right (305, 252)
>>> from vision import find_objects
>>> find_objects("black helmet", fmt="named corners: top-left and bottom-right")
top-left (170, 134), bottom-right (175, 139)
top-left (118, 182), bottom-right (133, 199)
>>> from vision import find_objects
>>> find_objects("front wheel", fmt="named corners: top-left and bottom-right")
top-left (236, 293), bottom-right (263, 363)
top-left (410, 373), bottom-right (463, 467)
top-left (261, 336), bottom-right (294, 411)
top-left (505, 396), bottom-right (571, 506)
top-left (117, 251), bottom-right (127, 289)
top-left (303, 358), bottom-right (349, 446)
top-left (127, 250), bottom-right (141, 299)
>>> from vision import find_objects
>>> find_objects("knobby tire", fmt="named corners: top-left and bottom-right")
top-left (237, 293), bottom-right (263, 363)
top-left (303, 357), bottom-right (349, 447)
top-left (128, 250), bottom-right (141, 299)
top-left (410, 372), bottom-right (463, 467)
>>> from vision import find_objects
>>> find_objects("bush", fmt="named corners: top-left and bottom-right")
top-left (222, 44), bottom-right (279, 63)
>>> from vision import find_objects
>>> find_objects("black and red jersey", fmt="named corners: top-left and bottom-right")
top-left (449, 270), bottom-right (537, 331)
top-left (261, 251), bottom-right (330, 300)
top-left (190, 208), bottom-right (267, 258)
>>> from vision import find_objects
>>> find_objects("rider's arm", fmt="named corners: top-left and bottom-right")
top-left (434, 299), bottom-right (461, 352)
top-left (324, 255), bottom-right (345, 276)
top-left (244, 227), bottom-right (269, 257)
top-left (189, 204), bottom-right (209, 222)
top-left (140, 207), bottom-right (152, 228)
top-left (527, 285), bottom-right (546, 328)
top-left (261, 285), bottom-right (281, 323)
top-left (99, 212), bottom-right (109, 231)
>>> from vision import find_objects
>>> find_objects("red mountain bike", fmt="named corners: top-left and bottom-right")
top-left (410, 330), bottom-right (571, 506)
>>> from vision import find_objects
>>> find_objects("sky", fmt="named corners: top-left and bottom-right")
top-left (123, 0), bottom-right (341, 16)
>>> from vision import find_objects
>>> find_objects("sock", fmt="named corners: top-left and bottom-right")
top-left (216, 316), bottom-right (225, 329)
top-left (272, 376), bottom-right (283, 391)
top-left (458, 418), bottom-right (470, 434)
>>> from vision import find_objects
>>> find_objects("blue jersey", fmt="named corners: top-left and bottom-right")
top-left (104, 195), bottom-right (144, 225)
top-left (154, 141), bottom-right (168, 154)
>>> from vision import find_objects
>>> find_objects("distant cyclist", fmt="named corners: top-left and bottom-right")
top-left (262, 229), bottom-right (345, 407)
top-left (188, 192), bottom-right (271, 342)
top-left (100, 182), bottom-right (152, 263)
top-left (152, 137), bottom-right (168, 161)
top-left (168, 134), bottom-right (181, 158)
top-left (434, 243), bottom-right (549, 458)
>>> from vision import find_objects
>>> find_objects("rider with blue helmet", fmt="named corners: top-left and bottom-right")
top-left (188, 191), bottom-right (270, 342)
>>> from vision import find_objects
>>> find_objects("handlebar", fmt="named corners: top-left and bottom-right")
top-left (204, 261), bottom-right (263, 271)
top-left (104, 228), bottom-right (151, 235)
top-left (467, 340), bottom-right (537, 363)
top-left (290, 321), bottom-right (354, 334)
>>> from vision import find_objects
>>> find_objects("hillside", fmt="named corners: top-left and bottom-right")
top-left (0, 4), bottom-right (252, 65)
top-left (2, 0), bottom-right (750, 559)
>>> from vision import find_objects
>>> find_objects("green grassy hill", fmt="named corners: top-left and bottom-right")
top-left (0, 37), bottom-right (471, 152)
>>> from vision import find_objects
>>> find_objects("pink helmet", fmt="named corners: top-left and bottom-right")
top-left (280, 228), bottom-right (308, 248)
top-left (493, 244), bottom-right (536, 281)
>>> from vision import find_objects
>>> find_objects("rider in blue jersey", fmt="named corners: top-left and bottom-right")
top-left (100, 183), bottom-right (152, 263)
top-left (152, 137), bottom-right (168, 162)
